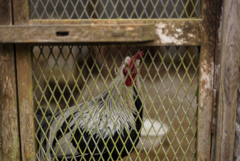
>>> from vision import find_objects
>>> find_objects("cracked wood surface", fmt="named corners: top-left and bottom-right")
top-left (215, 0), bottom-right (240, 160)
top-left (0, 0), bottom-right (20, 161)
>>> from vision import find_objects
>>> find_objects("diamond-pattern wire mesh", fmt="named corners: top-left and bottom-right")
top-left (32, 45), bottom-right (199, 161)
top-left (29, 0), bottom-right (201, 19)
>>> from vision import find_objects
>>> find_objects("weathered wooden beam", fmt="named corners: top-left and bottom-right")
top-left (234, 71), bottom-right (240, 161)
top-left (0, 19), bottom-right (203, 45)
top-left (213, 0), bottom-right (222, 90)
top-left (215, 0), bottom-right (240, 160)
top-left (12, 0), bottom-right (29, 25)
top-left (0, 24), bottom-right (155, 43)
top-left (15, 44), bottom-right (36, 161)
top-left (12, 0), bottom-right (37, 161)
top-left (29, 19), bottom-right (200, 25)
top-left (210, 1), bottom-right (222, 161)
top-left (0, 0), bottom-right (21, 161)
top-left (197, 0), bottom-right (220, 160)
top-left (0, 0), bottom-right (12, 25)
top-left (0, 45), bottom-right (21, 161)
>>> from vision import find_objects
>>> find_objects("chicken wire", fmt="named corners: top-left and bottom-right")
top-left (33, 45), bottom-right (199, 161)
top-left (29, 0), bottom-right (201, 19)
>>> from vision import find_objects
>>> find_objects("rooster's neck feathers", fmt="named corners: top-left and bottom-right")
top-left (76, 63), bottom-right (139, 138)
top-left (48, 62), bottom-right (141, 144)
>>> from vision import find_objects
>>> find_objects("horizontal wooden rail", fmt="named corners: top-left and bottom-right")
top-left (0, 20), bottom-right (203, 45)
top-left (0, 24), bottom-right (154, 43)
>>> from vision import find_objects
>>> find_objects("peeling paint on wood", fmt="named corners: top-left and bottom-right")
top-left (197, 0), bottom-right (220, 160)
top-left (30, 19), bottom-right (203, 46)
top-left (199, 59), bottom-right (213, 108)
top-left (156, 22), bottom-right (187, 45)
top-left (0, 19), bottom-right (203, 45)
top-left (198, 50), bottom-right (214, 161)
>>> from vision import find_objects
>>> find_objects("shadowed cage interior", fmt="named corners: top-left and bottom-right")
top-left (32, 45), bottom-right (199, 160)
top-left (29, 0), bottom-right (200, 19)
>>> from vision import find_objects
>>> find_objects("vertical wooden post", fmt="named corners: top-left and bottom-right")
top-left (215, 0), bottom-right (240, 161)
top-left (15, 44), bottom-right (36, 161)
top-left (0, 0), bottom-right (21, 161)
top-left (0, 46), bottom-right (21, 161)
top-left (0, 0), bottom-right (12, 25)
top-left (12, 0), bottom-right (37, 161)
top-left (234, 72), bottom-right (240, 160)
top-left (197, 0), bottom-right (220, 160)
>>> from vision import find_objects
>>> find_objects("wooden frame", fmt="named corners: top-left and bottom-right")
top-left (0, 0), bottom-right (224, 161)
top-left (0, 24), bottom-right (155, 43)
top-left (215, 0), bottom-right (240, 161)
top-left (0, 20), bottom-right (203, 45)
top-left (0, 0), bottom-right (21, 161)
top-left (12, 0), bottom-right (36, 161)
top-left (197, 0), bottom-right (222, 160)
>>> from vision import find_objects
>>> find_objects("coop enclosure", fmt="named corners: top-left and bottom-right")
top-left (0, 0), bottom-right (222, 161)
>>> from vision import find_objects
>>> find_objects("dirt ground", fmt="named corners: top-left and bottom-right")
top-left (126, 67), bottom-right (198, 161)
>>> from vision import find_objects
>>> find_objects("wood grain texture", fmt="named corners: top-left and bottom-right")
top-left (234, 68), bottom-right (240, 161)
top-left (16, 44), bottom-right (36, 161)
top-left (0, 44), bottom-right (21, 161)
top-left (12, 0), bottom-right (29, 25)
top-left (197, 0), bottom-right (220, 160)
top-left (0, 19), bottom-right (203, 45)
top-left (210, 1), bottom-right (222, 161)
top-left (0, 24), bottom-right (155, 43)
top-left (12, 0), bottom-right (36, 161)
top-left (28, 19), bottom-right (200, 25)
top-left (213, 0), bottom-right (222, 89)
top-left (0, 0), bottom-right (20, 161)
top-left (215, 0), bottom-right (240, 160)
top-left (0, 0), bottom-right (12, 25)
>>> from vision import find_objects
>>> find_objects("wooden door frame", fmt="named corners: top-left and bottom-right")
top-left (0, 0), bottom-right (224, 160)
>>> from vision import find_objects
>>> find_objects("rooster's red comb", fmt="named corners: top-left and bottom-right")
top-left (132, 51), bottom-right (144, 60)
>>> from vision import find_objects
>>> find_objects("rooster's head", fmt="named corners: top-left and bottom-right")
top-left (122, 51), bottom-right (144, 86)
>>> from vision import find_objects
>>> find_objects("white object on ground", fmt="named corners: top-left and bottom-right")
top-left (136, 119), bottom-right (169, 150)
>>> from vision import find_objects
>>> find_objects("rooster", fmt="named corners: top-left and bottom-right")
top-left (36, 51), bottom-right (144, 161)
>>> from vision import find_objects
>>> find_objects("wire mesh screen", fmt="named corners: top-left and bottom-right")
top-left (29, 0), bottom-right (201, 19)
top-left (33, 45), bottom-right (199, 161)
